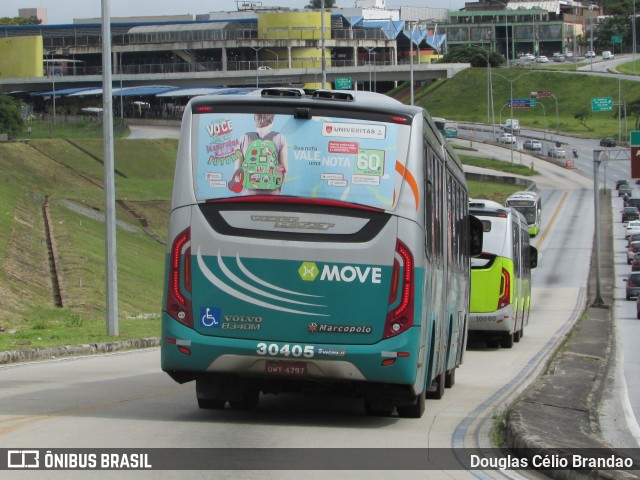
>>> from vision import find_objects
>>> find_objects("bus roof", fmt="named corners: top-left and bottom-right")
top-left (506, 191), bottom-right (539, 200)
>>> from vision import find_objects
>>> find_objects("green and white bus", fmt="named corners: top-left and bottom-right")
top-left (161, 88), bottom-right (483, 418)
top-left (505, 191), bottom-right (542, 236)
top-left (468, 199), bottom-right (538, 348)
top-left (432, 117), bottom-right (458, 139)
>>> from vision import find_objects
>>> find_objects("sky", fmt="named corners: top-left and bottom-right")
top-left (0, 0), bottom-right (465, 25)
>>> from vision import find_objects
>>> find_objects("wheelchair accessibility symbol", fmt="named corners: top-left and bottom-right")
top-left (200, 307), bottom-right (221, 328)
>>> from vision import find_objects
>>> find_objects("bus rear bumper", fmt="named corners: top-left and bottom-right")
top-left (468, 309), bottom-right (514, 333)
top-left (161, 315), bottom-right (421, 389)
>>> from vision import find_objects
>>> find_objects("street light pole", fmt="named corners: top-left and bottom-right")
top-left (410, 23), bottom-right (415, 105)
top-left (251, 46), bottom-right (263, 88)
top-left (493, 71), bottom-right (532, 163)
top-left (321, 0), bottom-right (326, 88)
top-left (633, 0), bottom-right (637, 74)
top-left (364, 47), bottom-right (375, 91)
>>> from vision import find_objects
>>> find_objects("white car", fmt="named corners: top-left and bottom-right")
top-left (519, 53), bottom-right (535, 61)
top-left (497, 133), bottom-right (516, 144)
top-left (626, 220), bottom-right (640, 239)
top-left (585, 51), bottom-right (596, 58)
top-left (535, 56), bottom-right (549, 63)
top-left (523, 139), bottom-right (542, 151)
top-left (547, 146), bottom-right (566, 159)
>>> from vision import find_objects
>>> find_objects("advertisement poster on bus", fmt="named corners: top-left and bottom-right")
top-left (194, 113), bottom-right (398, 210)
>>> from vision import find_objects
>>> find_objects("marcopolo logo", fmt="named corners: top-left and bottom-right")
top-left (298, 262), bottom-right (382, 284)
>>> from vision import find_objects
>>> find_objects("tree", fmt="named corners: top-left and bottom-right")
top-left (594, 15), bottom-right (630, 51)
top-left (627, 98), bottom-right (640, 130)
top-left (306, 0), bottom-right (336, 7)
top-left (0, 16), bottom-right (41, 26)
top-left (0, 95), bottom-right (24, 135)
top-left (439, 45), bottom-right (504, 67)
top-left (573, 108), bottom-right (593, 131)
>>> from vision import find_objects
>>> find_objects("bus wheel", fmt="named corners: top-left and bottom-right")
top-left (514, 329), bottom-right (521, 342)
top-left (397, 392), bottom-right (426, 418)
top-left (364, 401), bottom-right (394, 417)
top-left (501, 332), bottom-right (515, 349)
top-left (229, 391), bottom-right (259, 410)
top-left (425, 372), bottom-right (445, 400)
top-left (445, 368), bottom-right (456, 388)
top-left (197, 398), bottom-right (226, 410)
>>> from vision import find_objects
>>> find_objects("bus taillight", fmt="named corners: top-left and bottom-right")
top-left (498, 268), bottom-right (511, 310)
top-left (167, 227), bottom-right (193, 328)
top-left (384, 240), bottom-right (415, 338)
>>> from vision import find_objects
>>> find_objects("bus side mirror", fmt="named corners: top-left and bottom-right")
top-left (530, 246), bottom-right (538, 268)
top-left (469, 214), bottom-right (483, 257)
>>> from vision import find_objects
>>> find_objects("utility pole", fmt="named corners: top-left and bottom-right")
top-left (101, 0), bottom-right (119, 336)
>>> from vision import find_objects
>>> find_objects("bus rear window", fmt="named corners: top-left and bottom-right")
top-left (191, 112), bottom-right (407, 210)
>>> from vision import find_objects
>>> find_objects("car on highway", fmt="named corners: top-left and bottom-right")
top-left (628, 241), bottom-right (640, 264)
top-left (626, 220), bottom-right (640, 239)
top-left (636, 294), bottom-right (640, 318)
top-left (585, 51), bottom-right (596, 58)
top-left (629, 232), bottom-right (640, 247)
top-left (602, 50), bottom-right (614, 60)
top-left (619, 184), bottom-right (633, 197)
top-left (625, 197), bottom-right (640, 209)
top-left (600, 137), bottom-right (616, 147)
top-left (553, 54), bottom-right (565, 62)
top-left (519, 53), bottom-right (535, 61)
top-left (497, 133), bottom-right (517, 144)
top-left (624, 271), bottom-right (640, 299)
top-left (617, 179), bottom-right (629, 189)
top-left (535, 55), bottom-right (549, 63)
top-left (257, 66), bottom-right (272, 70)
top-left (632, 252), bottom-right (640, 272)
top-left (523, 139), bottom-right (542, 151)
top-left (547, 146), bottom-right (566, 158)
top-left (622, 206), bottom-right (640, 223)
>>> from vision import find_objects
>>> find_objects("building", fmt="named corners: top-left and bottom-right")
top-left (18, 7), bottom-right (47, 25)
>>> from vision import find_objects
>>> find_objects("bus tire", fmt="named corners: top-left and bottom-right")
top-left (197, 398), bottom-right (226, 410)
top-left (397, 392), bottom-right (426, 418)
top-left (445, 368), bottom-right (456, 388)
top-left (501, 332), bottom-right (515, 349)
top-left (425, 372), bottom-right (445, 400)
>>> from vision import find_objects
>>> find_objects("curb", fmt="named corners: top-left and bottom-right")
top-left (0, 337), bottom-right (160, 365)
top-left (505, 189), bottom-right (640, 479)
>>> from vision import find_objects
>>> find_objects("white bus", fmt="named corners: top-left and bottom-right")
top-left (468, 199), bottom-right (538, 348)
top-left (505, 191), bottom-right (542, 236)
top-left (161, 88), bottom-right (482, 418)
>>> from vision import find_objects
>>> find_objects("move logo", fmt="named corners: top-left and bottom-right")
top-left (298, 262), bottom-right (382, 284)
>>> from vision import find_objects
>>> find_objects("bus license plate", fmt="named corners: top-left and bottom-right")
top-left (265, 361), bottom-right (307, 376)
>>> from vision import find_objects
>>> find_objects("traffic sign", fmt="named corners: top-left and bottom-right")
top-left (592, 97), bottom-right (613, 112)
top-left (508, 98), bottom-right (535, 109)
top-left (631, 130), bottom-right (640, 146)
top-left (632, 146), bottom-right (640, 178)
top-left (334, 77), bottom-right (352, 90)
top-left (531, 91), bottom-right (551, 98)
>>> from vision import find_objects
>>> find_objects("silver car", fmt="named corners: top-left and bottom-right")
top-left (548, 146), bottom-right (566, 159)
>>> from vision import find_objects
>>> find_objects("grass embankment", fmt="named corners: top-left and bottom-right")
top-left (0, 138), bottom-right (528, 352)
top-left (402, 68), bottom-right (640, 139)
top-left (0, 139), bottom-right (176, 351)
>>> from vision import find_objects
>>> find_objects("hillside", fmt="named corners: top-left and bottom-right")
top-left (0, 139), bottom-right (177, 347)
top-left (406, 69), bottom-right (640, 138)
